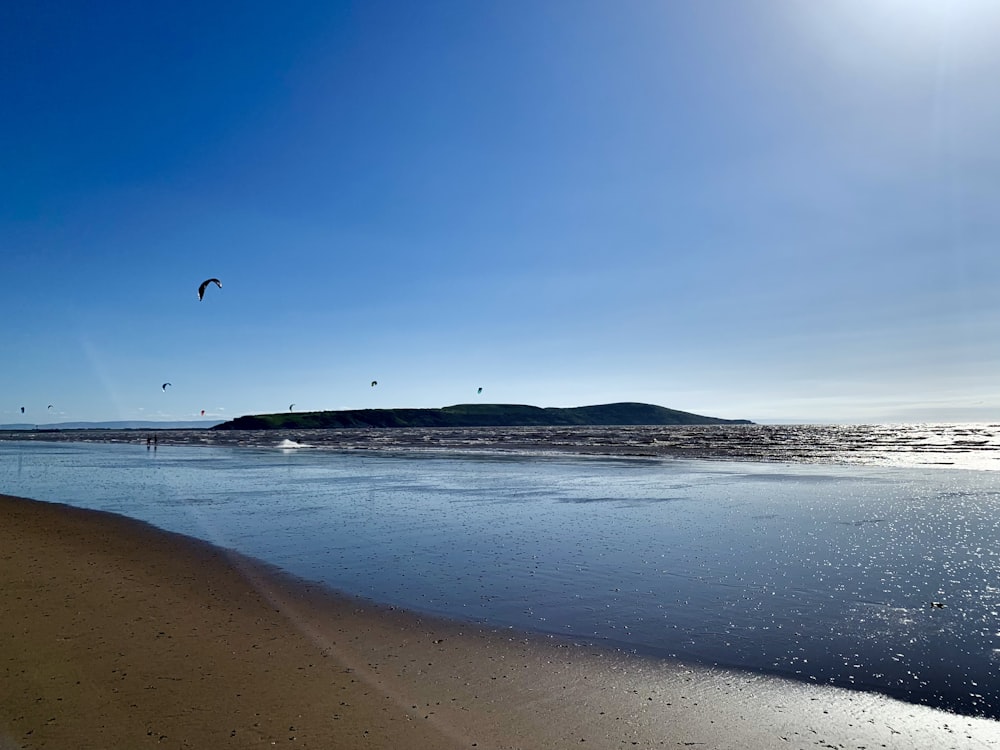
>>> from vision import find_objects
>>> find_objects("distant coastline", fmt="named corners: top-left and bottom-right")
top-left (212, 402), bottom-right (754, 430)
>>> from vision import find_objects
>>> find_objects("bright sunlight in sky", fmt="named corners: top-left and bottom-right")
top-left (3, 0), bottom-right (1000, 425)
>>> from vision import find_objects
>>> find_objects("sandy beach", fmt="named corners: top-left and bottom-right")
top-left (2, 493), bottom-right (998, 749)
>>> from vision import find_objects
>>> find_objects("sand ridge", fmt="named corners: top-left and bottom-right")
top-left (2, 493), bottom-right (999, 749)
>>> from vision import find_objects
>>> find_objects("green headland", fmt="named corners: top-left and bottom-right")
top-left (212, 402), bottom-right (753, 430)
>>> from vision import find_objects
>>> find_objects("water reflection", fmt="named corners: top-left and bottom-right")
top-left (0, 438), bottom-right (998, 718)
top-left (4, 422), bottom-right (1000, 470)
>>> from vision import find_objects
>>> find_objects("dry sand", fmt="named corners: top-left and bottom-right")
top-left (2, 493), bottom-right (998, 749)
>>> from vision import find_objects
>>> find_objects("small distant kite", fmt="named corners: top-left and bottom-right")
top-left (47, 404), bottom-right (53, 410)
top-left (371, 380), bottom-right (378, 387)
top-left (20, 406), bottom-right (25, 413)
top-left (200, 409), bottom-right (206, 416)
top-left (477, 387), bottom-right (483, 394)
top-left (289, 403), bottom-right (295, 412)
top-left (162, 382), bottom-right (172, 392)
top-left (198, 278), bottom-right (222, 301)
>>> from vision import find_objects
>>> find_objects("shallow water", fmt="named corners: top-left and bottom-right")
top-left (6, 421), bottom-right (1000, 470)
top-left (1, 431), bottom-right (999, 719)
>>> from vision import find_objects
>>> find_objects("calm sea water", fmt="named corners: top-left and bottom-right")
top-left (2, 424), bottom-right (999, 719)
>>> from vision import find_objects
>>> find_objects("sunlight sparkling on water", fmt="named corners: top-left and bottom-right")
top-left (5, 422), bottom-right (1000, 470)
top-left (2, 426), bottom-right (999, 719)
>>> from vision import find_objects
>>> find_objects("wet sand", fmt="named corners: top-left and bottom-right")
top-left (2, 493), bottom-right (998, 749)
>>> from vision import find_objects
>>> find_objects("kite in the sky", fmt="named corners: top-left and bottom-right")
top-left (198, 278), bottom-right (222, 301)
top-left (477, 387), bottom-right (483, 394)
top-left (162, 382), bottom-right (172, 391)
top-left (289, 403), bottom-right (295, 412)
top-left (201, 410), bottom-right (206, 416)
top-left (20, 406), bottom-right (25, 414)
top-left (47, 404), bottom-right (53, 410)
top-left (371, 380), bottom-right (378, 387)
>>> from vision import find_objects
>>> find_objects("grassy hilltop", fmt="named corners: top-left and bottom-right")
top-left (212, 402), bottom-right (753, 430)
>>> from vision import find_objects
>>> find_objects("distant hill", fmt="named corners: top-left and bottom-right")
top-left (213, 403), bottom-right (753, 430)
top-left (0, 420), bottom-right (223, 431)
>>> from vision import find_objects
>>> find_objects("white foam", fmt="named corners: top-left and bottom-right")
top-left (276, 439), bottom-right (312, 449)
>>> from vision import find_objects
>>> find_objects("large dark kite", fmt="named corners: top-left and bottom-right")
top-left (198, 278), bottom-right (222, 301)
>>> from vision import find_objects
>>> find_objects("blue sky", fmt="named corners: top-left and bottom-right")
top-left (3, 0), bottom-right (1000, 424)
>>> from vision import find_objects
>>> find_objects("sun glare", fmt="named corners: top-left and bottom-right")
top-left (791, 0), bottom-right (1000, 71)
